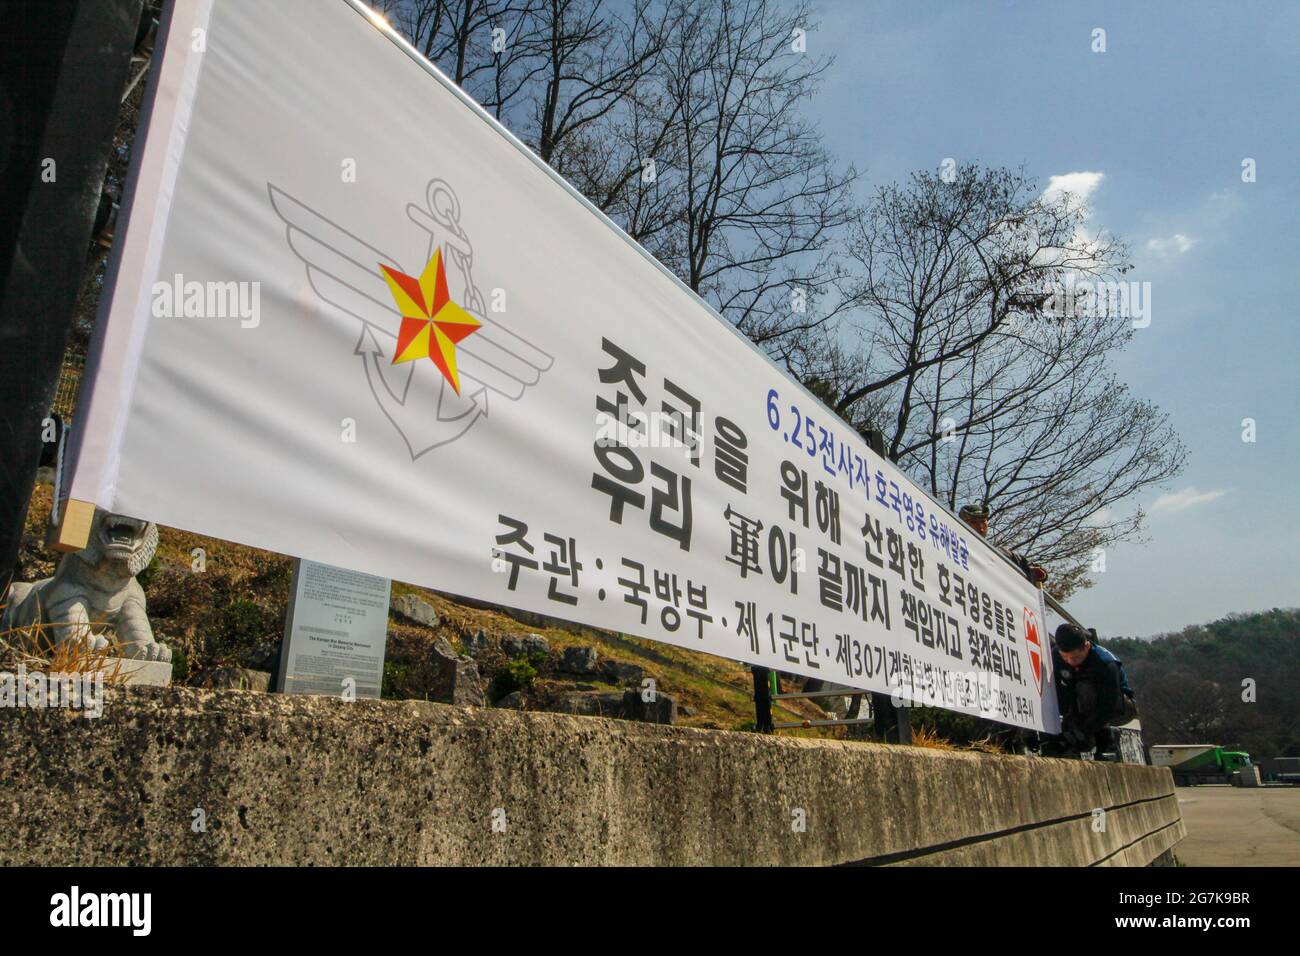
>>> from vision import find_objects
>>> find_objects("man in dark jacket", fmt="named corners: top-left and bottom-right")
top-left (1049, 622), bottom-right (1137, 758)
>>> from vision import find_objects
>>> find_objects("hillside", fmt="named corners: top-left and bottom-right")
top-left (1107, 608), bottom-right (1300, 759)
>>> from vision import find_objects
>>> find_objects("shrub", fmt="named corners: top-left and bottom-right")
top-left (221, 599), bottom-right (263, 643)
top-left (491, 658), bottom-right (537, 700)
top-left (168, 642), bottom-right (190, 683)
top-left (382, 660), bottom-right (411, 699)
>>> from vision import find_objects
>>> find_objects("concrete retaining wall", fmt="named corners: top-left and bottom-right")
top-left (0, 687), bottom-right (1183, 865)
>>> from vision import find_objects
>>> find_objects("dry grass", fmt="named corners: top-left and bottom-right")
top-left (909, 724), bottom-right (959, 750)
top-left (0, 610), bottom-right (131, 683)
top-left (965, 734), bottom-right (1008, 754)
top-left (909, 723), bottom-right (1013, 754)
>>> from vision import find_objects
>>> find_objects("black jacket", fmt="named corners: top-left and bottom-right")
top-left (1052, 644), bottom-right (1133, 736)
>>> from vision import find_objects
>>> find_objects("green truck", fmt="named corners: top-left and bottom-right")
top-left (1149, 745), bottom-right (1254, 786)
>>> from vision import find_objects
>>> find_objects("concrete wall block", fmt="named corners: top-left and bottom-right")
top-left (0, 687), bottom-right (1182, 866)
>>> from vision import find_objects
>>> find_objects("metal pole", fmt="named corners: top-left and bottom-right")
top-left (896, 706), bottom-right (913, 745)
top-left (861, 427), bottom-right (913, 744)
top-left (773, 688), bottom-right (869, 700)
top-left (1044, 591), bottom-right (1083, 629)
top-left (0, 0), bottom-right (145, 590)
top-left (751, 665), bottom-right (774, 733)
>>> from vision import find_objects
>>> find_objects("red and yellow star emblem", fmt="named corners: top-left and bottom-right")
top-left (379, 247), bottom-right (481, 394)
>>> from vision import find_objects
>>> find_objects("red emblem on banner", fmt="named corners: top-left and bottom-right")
top-left (1024, 607), bottom-right (1043, 697)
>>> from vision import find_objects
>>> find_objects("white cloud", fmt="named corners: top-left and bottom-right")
top-left (1042, 171), bottom-right (1105, 209)
top-left (1150, 487), bottom-right (1226, 513)
top-left (1145, 233), bottom-right (1197, 257)
top-left (1032, 171), bottom-right (1110, 270)
top-left (1084, 506), bottom-right (1113, 527)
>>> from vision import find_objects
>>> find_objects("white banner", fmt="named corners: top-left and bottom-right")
top-left (69, 0), bottom-right (1057, 731)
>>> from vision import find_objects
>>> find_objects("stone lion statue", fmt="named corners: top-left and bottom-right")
top-left (1, 509), bottom-right (171, 662)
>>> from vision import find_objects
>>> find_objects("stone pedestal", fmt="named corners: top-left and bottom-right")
top-left (106, 658), bottom-right (173, 687)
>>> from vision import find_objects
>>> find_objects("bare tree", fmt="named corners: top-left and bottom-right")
top-left (381, 0), bottom-right (667, 162)
top-left (527, 0), bottom-right (664, 166)
top-left (559, 0), bottom-right (857, 356)
top-left (378, 0), bottom-right (542, 119)
top-left (657, 0), bottom-right (855, 355)
top-left (800, 165), bottom-right (1185, 595)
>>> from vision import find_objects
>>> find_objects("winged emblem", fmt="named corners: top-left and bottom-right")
top-left (268, 178), bottom-right (554, 459)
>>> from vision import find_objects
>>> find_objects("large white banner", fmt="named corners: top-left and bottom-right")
top-left (69, 0), bottom-right (1057, 730)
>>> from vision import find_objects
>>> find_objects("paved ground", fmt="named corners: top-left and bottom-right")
top-left (1175, 786), bottom-right (1300, 866)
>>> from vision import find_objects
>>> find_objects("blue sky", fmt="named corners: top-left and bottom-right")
top-left (808, 0), bottom-right (1299, 637)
